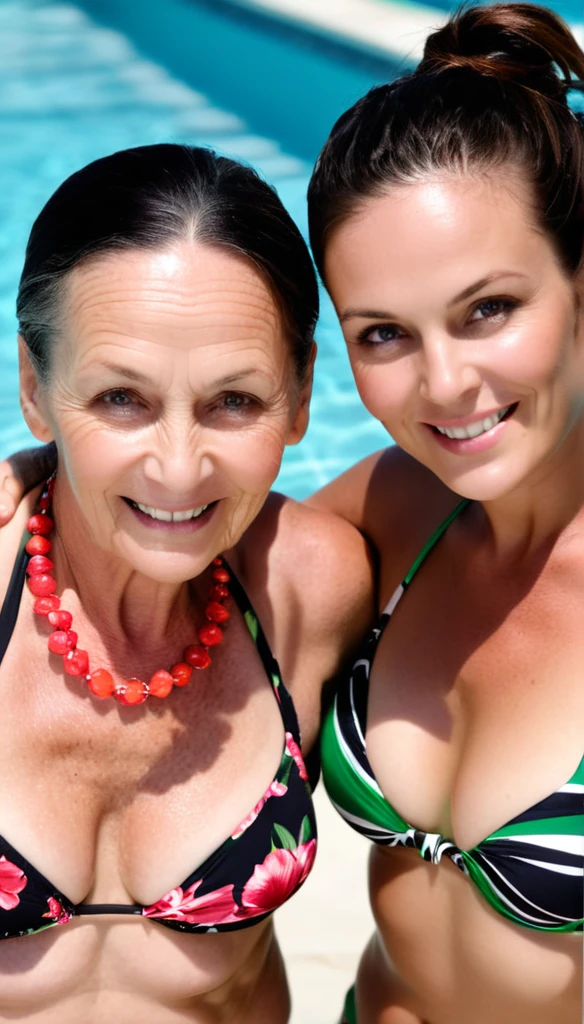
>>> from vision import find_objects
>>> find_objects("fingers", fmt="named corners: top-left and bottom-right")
top-left (0, 442), bottom-right (57, 526)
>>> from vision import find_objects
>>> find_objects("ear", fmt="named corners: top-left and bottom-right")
top-left (286, 341), bottom-right (317, 447)
top-left (18, 336), bottom-right (54, 443)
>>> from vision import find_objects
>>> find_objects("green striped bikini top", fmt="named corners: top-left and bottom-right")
top-left (321, 500), bottom-right (584, 932)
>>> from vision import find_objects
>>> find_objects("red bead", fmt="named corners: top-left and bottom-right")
top-left (213, 557), bottom-right (223, 566)
top-left (114, 678), bottom-right (148, 706)
top-left (26, 555), bottom-right (54, 576)
top-left (170, 662), bottom-right (193, 687)
top-left (87, 668), bottom-right (115, 699)
top-left (212, 567), bottom-right (230, 583)
top-left (184, 645), bottom-right (212, 669)
top-left (25, 535), bottom-right (52, 556)
top-left (48, 630), bottom-right (78, 655)
top-left (33, 595), bottom-right (60, 615)
top-left (199, 623), bottom-right (222, 646)
top-left (48, 609), bottom-right (73, 630)
top-left (39, 495), bottom-right (50, 512)
top-left (205, 601), bottom-right (230, 623)
top-left (28, 574), bottom-right (57, 597)
top-left (209, 584), bottom-right (229, 601)
top-left (64, 649), bottom-right (89, 676)
top-left (27, 514), bottom-right (54, 536)
top-left (149, 669), bottom-right (174, 698)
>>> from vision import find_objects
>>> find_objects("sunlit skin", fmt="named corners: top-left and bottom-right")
top-left (309, 172), bottom-right (584, 1023)
top-left (0, 241), bottom-right (373, 1023)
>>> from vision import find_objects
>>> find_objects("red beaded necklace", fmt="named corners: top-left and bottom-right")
top-left (26, 475), bottom-right (231, 706)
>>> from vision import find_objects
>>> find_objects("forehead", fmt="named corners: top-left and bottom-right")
top-left (61, 241), bottom-right (284, 352)
top-left (325, 172), bottom-right (547, 303)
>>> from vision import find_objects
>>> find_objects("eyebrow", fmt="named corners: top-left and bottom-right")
top-left (98, 363), bottom-right (262, 388)
top-left (338, 271), bottom-right (528, 323)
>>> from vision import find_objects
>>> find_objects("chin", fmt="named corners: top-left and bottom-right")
top-left (118, 542), bottom-right (211, 584)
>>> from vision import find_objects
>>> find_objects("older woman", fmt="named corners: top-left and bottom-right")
top-left (0, 144), bottom-right (372, 1022)
top-left (307, 4), bottom-right (584, 1023)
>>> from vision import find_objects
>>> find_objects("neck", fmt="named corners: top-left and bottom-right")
top-left (50, 480), bottom-right (196, 648)
top-left (474, 416), bottom-right (584, 563)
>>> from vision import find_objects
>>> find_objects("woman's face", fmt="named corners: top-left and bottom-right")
top-left (325, 172), bottom-right (584, 502)
top-left (21, 242), bottom-right (311, 582)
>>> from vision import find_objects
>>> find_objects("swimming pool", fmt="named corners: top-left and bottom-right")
top-left (0, 0), bottom-right (581, 499)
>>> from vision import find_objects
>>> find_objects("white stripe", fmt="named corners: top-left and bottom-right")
top-left (476, 855), bottom-right (579, 923)
top-left (333, 701), bottom-right (386, 801)
top-left (559, 783), bottom-right (584, 794)
top-left (508, 857), bottom-right (583, 878)
top-left (349, 675), bottom-right (367, 750)
top-left (486, 833), bottom-right (584, 857)
top-left (384, 582), bottom-right (404, 616)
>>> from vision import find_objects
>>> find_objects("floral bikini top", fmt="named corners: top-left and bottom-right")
top-left (0, 541), bottom-right (317, 939)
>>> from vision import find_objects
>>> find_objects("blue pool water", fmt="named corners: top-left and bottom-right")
top-left (0, 0), bottom-right (581, 499)
top-left (0, 0), bottom-right (391, 499)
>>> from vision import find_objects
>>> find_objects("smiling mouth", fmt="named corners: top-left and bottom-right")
top-left (430, 403), bottom-right (517, 440)
top-left (123, 498), bottom-right (217, 522)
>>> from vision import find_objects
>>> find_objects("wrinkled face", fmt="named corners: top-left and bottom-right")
top-left (22, 242), bottom-right (310, 582)
top-left (325, 172), bottom-right (584, 501)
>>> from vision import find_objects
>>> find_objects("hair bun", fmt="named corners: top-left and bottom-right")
top-left (419, 2), bottom-right (582, 99)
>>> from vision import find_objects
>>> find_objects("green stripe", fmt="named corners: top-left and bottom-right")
top-left (321, 702), bottom-right (409, 834)
top-left (404, 499), bottom-right (469, 586)
top-left (487, 815), bottom-right (584, 841)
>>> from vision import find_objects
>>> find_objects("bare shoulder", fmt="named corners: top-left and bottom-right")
top-left (308, 446), bottom-right (460, 594)
top-left (239, 491), bottom-right (374, 634)
top-left (234, 493), bottom-right (375, 748)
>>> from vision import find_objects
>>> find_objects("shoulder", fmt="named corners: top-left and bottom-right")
top-left (309, 446), bottom-right (461, 600)
top-left (238, 492), bottom-right (373, 636)
top-left (233, 493), bottom-right (375, 747)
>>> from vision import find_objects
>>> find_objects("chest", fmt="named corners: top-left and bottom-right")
top-left (0, 606), bottom-right (287, 905)
top-left (367, 550), bottom-right (584, 850)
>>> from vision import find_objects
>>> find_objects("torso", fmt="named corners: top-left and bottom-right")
top-left (318, 449), bottom-right (583, 1024)
top-left (0, 488), bottom-right (372, 1023)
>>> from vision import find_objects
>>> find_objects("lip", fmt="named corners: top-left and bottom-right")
top-left (424, 405), bottom-right (513, 429)
top-left (424, 403), bottom-right (517, 455)
top-left (122, 497), bottom-right (219, 532)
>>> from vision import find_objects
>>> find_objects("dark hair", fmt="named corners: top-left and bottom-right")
top-left (17, 144), bottom-right (319, 383)
top-left (308, 3), bottom-right (584, 280)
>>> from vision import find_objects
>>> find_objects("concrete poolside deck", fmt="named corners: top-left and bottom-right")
top-left (277, 786), bottom-right (374, 1024)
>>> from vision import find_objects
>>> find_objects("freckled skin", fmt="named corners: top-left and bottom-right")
top-left (311, 171), bottom-right (584, 1023)
top-left (0, 241), bottom-right (374, 1023)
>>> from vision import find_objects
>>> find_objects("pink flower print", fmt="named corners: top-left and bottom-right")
top-left (42, 897), bottom-right (71, 925)
top-left (240, 839), bottom-right (317, 915)
top-left (0, 856), bottom-right (27, 911)
top-left (285, 732), bottom-right (308, 781)
top-left (142, 879), bottom-right (240, 926)
top-left (231, 781), bottom-right (288, 839)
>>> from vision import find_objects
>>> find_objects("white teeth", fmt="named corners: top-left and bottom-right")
top-left (435, 406), bottom-right (511, 440)
top-left (134, 502), bottom-right (209, 521)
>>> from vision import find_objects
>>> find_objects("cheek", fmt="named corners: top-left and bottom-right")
top-left (349, 353), bottom-right (413, 425)
top-left (218, 422), bottom-right (288, 493)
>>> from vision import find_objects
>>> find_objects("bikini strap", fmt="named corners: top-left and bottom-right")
top-left (383, 499), bottom-right (470, 616)
top-left (223, 559), bottom-right (303, 747)
top-left (0, 532), bottom-right (28, 665)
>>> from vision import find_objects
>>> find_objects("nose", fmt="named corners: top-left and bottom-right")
top-left (418, 335), bottom-right (481, 409)
top-left (142, 421), bottom-right (214, 496)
